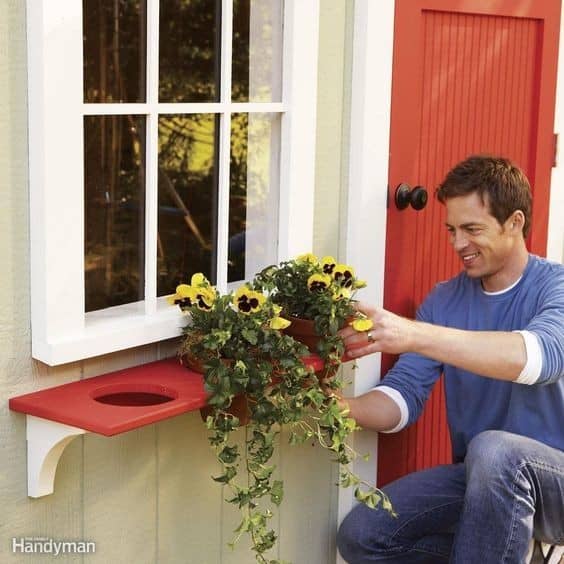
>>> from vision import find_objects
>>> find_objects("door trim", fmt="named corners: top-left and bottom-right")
top-left (339, 0), bottom-right (394, 552)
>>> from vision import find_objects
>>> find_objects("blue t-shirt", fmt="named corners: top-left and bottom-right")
top-left (379, 254), bottom-right (564, 461)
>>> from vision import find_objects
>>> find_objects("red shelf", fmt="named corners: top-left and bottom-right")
top-left (9, 355), bottom-right (325, 436)
top-left (9, 359), bottom-right (206, 436)
top-left (10, 354), bottom-right (324, 498)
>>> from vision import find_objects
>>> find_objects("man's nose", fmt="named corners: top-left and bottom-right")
top-left (451, 231), bottom-right (468, 251)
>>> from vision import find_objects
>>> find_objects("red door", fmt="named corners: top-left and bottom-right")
top-left (379, 0), bottom-right (561, 486)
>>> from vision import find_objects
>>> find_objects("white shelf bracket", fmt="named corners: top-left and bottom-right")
top-left (26, 415), bottom-right (87, 498)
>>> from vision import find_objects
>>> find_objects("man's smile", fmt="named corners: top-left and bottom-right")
top-left (461, 252), bottom-right (480, 265)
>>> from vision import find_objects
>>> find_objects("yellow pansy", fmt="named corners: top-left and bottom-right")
top-left (168, 283), bottom-right (198, 308)
top-left (234, 285), bottom-right (266, 314)
top-left (195, 286), bottom-right (216, 310)
top-left (269, 316), bottom-right (291, 330)
top-left (333, 286), bottom-right (352, 301)
top-left (333, 264), bottom-right (355, 288)
top-left (190, 272), bottom-right (208, 287)
top-left (307, 273), bottom-right (332, 292)
top-left (321, 256), bottom-right (337, 275)
top-left (354, 279), bottom-right (367, 289)
top-left (296, 253), bottom-right (318, 265)
top-left (351, 318), bottom-right (374, 332)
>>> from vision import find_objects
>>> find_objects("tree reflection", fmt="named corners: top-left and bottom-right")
top-left (84, 0), bottom-right (281, 310)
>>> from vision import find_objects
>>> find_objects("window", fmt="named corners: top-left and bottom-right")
top-left (28, 0), bottom-right (319, 365)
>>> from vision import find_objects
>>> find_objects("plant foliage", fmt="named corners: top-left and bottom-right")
top-left (170, 263), bottom-right (394, 564)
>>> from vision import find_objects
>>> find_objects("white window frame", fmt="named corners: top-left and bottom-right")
top-left (27, 0), bottom-right (319, 366)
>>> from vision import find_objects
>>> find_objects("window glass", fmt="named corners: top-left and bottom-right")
top-left (157, 114), bottom-right (219, 295)
top-left (84, 115), bottom-right (146, 312)
top-left (159, 0), bottom-right (222, 103)
top-left (232, 0), bottom-right (283, 102)
top-left (83, 0), bottom-right (147, 103)
top-left (229, 113), bottom-right (280, 281)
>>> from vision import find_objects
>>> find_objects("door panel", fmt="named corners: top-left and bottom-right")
top-left (379, 0), bottom-right (561, 486)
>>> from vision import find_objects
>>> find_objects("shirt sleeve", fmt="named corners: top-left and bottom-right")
top-left (521, 267), bottom-right (564, 385)
top-left (513, 330), bottom-right (542, 385)
top-left (374, 288), bottom-right (444, 427)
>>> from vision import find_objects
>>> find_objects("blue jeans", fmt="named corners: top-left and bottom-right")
top-left (337, 431), bottom-right (564, 563)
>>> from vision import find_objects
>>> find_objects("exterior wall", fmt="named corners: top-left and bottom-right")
top-left (0, 1), bottom-right (345, 563)
top-left (313, 1), bottom-right (352, 259)
top-left (2, 1), bottom-right (560, 563)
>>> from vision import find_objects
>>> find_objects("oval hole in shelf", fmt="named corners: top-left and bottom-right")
top-left (91, 383), bottom-right (178, 407)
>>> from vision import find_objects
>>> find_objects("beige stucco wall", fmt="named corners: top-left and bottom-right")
top-left (0, 2), bottom-right (347, 563)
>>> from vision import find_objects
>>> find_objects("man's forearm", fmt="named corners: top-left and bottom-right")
top-left (412, 322), bottom-right (527, 382)
top-left (343, 389), bottom-right (402, 432)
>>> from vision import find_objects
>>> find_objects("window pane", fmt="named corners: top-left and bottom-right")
top-left (159, 0), bottom-right (222, 103)
top-left (157, 114), bottom-right (219, 295)
top-left (229, 113), bottom-right (280, 282)
top-left (84, 115), bottom-right (146, 312)
top-left (232, 0), bottom-right (283, 102)
top-left (83, 0), bottom-right (147, 103)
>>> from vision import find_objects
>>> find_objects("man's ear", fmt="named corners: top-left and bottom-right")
top-left (508, 210), bottom-right (525, 234)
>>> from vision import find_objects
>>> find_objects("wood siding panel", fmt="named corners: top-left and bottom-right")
top-left (278, 428), bottom-right (339, 564)
top-left (156, 413), bottom-right (223, 564)
top-left (82, 347), bottom-right (159, 563)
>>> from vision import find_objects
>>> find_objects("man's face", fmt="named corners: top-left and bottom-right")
top-left (444, 192), bottom-right (522, 290)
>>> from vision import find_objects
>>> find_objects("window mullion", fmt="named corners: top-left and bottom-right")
top-left (216, 0), bottom-right (234, 292)
top-left (144, 0), bottom-right (160, 314)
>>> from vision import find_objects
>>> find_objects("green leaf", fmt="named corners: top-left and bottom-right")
top-left (242, 328), bottom-right (258, 345)
top-left (218, 445), bottom-right (239, 464)
top-left (212, 465), bottom-right (237, 483)
top-left (270, 480), bottom-right (284, 506)
top-left (364, 492), bottom-right (381, 509)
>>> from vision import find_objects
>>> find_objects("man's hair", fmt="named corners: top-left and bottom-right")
top-left (436, 155), bottom-right (532, 238)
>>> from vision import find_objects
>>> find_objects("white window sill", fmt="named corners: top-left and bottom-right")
top-left (32, 299), bottom-right (185, 366)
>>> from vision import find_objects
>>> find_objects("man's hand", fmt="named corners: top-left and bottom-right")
top-left (339, 301), bottom-right (528, 382)
top-left (339, 302), bottom-right (417, 360)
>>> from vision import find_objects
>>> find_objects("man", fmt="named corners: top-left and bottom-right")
top-left (336, 155), bottom-right (564, 563)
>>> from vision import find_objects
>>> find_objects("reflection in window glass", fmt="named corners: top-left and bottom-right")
top-left (232, 0), bottom-right (283, 102)
top-left (83, 0), bottom-right (147, 103)
top-left (159, 0), bottom-right (222, 103)
top-left (229, 113), bottom-right (280, 282)
top-left (157, 114), bottom-right (219, 295)
top-left (84, 116), bottom-right (146, 312)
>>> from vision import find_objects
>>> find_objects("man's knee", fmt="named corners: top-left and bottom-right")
top-left (337, 503), bottom-right (392, 563)
top-left (466, 431), bottom-right (526, 473)
top-left (465, 430), bottom-right (528, 485)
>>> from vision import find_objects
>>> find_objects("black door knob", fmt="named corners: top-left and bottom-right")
top-left (395, 183), bottom-right (428, 211)
top-left (410, 186), bottom-right (428, 210)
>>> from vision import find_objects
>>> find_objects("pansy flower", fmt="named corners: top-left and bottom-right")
top-left (333, 264), bottom-right (355, 288)
top-left (269, 316), bottom-right (291, 330)
top-left (350, 318), bottom-right (374, 332)
top-left (332, 286), bottom-right (351, 301)
top-left (190, 272), bottom-right (208, 287)
top-left (168, 283), bottom-right (197, 309)
top-left (321, 255), bottom-right (337, 275)
top-left (296, 253), bottom-right (318, 265)
top-left (234, 285), bottom-right (266, 314)
top-left (307, 273), bottom-right (332, 292)
top-left (167, 273), bottom-right (217, 311)
top-left (194, 286), bottom-right (216, 310)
